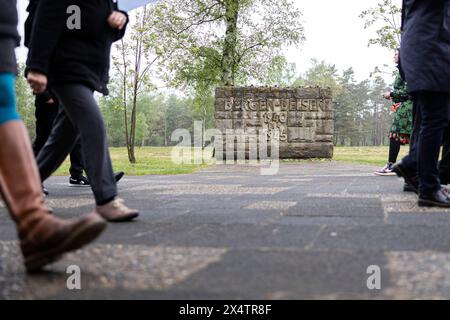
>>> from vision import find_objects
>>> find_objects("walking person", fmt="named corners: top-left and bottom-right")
top-left (32, 90), bottom-right (88, 188)
top-left (374, 49), bottom-right (413, 176)
top-left (393, 0), bottom-right (450, 207)
top-left (32, 90), bottom-right (125, 190)
top-left (24, 1), bottom-right (124, 192)
top-left (26, 0), bottom-right (139, 221)
top-left (0, 0), bottom-right (106, 273)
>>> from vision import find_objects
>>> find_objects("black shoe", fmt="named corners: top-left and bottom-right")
top-left (115, 171), bottom-right (125, 183)
top-left (418, 188), bottom-right (450, 208)
top-left (392, 161), bottom-right (419, 194)
top-left (42, 185), bottom-right (49, 196)
top-left (69, 175), bottom-right (91, 187)
top-left (403, 183), bottom-right (416, 193)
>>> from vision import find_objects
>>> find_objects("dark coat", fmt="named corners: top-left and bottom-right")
top-left (401, 0), bottom-right (450, 93)
top-left (25, 0), bottom-right (128, 95)
top-left (0, 0), bottom-right (20, 74)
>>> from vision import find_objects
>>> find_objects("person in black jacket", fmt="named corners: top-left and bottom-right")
top-left (393, 0), bottom-right (450, 207)
top-left (26, 0), bottom-right (139, 222)
top-left (25, 0), bottom-right (124, 191)
top-left (0, 0), bottom-right (106, 273)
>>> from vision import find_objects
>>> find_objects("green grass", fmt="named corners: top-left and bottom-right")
top-left (52, 145), bottom-right (408, 177)
top-left (333, 146), bottom-right (409, 167)
top-left (53, 147), bottom-right (212, 176)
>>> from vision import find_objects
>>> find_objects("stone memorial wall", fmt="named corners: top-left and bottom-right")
top-left (214, 86), bottom-right (334, 159)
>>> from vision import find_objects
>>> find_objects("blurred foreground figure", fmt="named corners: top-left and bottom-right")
top-left (0, 0), bottom-right (106, 273)
top-left (393, 0), bottom-right (450, 207)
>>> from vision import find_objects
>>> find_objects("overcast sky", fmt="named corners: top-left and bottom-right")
top-left (16, 0), bottom-right (400, 83)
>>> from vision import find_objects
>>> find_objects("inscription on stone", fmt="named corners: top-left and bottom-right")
top-left (215, 87), bottom-right (334, 159)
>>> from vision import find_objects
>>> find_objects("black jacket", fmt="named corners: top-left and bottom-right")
top-left (0, 0), bottom-right (20, 73)
top-left (401, 0), bottom-right (450, 93)
top-left (25, 0), bottom-right (128, 95)
top-left (0, 0), bottom-right (20, 45)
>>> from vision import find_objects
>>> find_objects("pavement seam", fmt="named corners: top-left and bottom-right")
top-left (303, 224), bottom-right (326, 251)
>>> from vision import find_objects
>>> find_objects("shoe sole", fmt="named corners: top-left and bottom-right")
top-left (25, 218), bottom-right (107, 273)
top-left (107, 212), bottom-right (139, 223)
top-left (418, 199), bottom-right (450, 208)
top-left (68, 184), bottom-right (91, 188)
top-left (374, 172), bottom-right (396, 176)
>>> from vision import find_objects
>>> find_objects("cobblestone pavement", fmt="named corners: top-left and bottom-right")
top-left (2, 161), bottom-right (450, 299)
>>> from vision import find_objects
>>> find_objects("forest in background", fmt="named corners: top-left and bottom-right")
top-left (14, 0), bottom-right (400, 161)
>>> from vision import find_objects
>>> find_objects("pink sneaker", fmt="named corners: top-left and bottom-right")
top-left (374, 163), bottom-right (396, 176)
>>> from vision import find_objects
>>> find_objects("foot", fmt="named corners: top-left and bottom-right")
top-left (418, 189), bottom-right (450, 208)
top-left (21, 212), bottom-right (106, 273)
top-left (392, 161), bottom-right (419, 192)
top-left (403, 182), bottom-right (417, 193)
top-left (69, 175), bottom-right (90, 187)
top-left (115, 171), bottom-right (125, 183)
top-left (96, 198), bottom-right (139, 222)
top-left (374, 163), bottom-right (396, 176)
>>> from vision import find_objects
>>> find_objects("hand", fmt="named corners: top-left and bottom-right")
top-left (383, 92), bottom-right (392, 100)
top-left (107, 11), bottom-right (127, 30)
top-left (27, 71), bottom-right (47, 94)
top-left (45, 98), bottom-right (55, 104)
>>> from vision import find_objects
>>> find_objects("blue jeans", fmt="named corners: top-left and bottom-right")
top-left (0, 73), bottom-right (20, 125)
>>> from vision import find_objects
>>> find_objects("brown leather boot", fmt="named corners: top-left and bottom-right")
top-left (0, 121), bottom-right (107, 273)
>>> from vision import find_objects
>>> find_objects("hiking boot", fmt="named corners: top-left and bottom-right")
top-left (418, 188), bottom-right (450, 208)
top-left (96, 198), bottom-right (139, 222)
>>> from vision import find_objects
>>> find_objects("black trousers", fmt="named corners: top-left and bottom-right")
top-left (32, 95), bottom-right (84, 178)
top-left (36, 84), bottom-right (117, 205)
top-left (401, 99), bottom-right (421, 171)
top-left (415, 92), bottom-right (450, 194)
top-left (400, 94), bottom-right (450, 188)
top-left (388, 139), bottom-right (401, 164)
top-left (440, 129), bottom-right (450, 184)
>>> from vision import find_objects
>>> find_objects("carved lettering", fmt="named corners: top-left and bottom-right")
top-left (215, 87), bottom-right (334, 159)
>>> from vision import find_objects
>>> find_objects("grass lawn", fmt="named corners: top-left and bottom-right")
top-left (53, 147), bottom-right (212, 176)
top-left (333, 146), bottom-right (409, 167)
top-left (52, 145), bottom-right (409, 176)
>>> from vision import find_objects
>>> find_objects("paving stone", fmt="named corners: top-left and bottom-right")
top-left (0, 241), bottom-right (226, 299)
top-left (386, 251), bottom-right (450, 299)
top-left (1, 162), bottom-right (450, 299)
top-left (245, 201), bottom-right (297, 210)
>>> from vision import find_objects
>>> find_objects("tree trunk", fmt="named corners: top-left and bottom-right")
top-left (121, 39), bottom-right (131, 158)
top-left (128, 7), bottom-right (147, 164)
top-left (221, 0), bottom-right (239, 86)
top-left (164, 115), bottom-right (168, 146)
